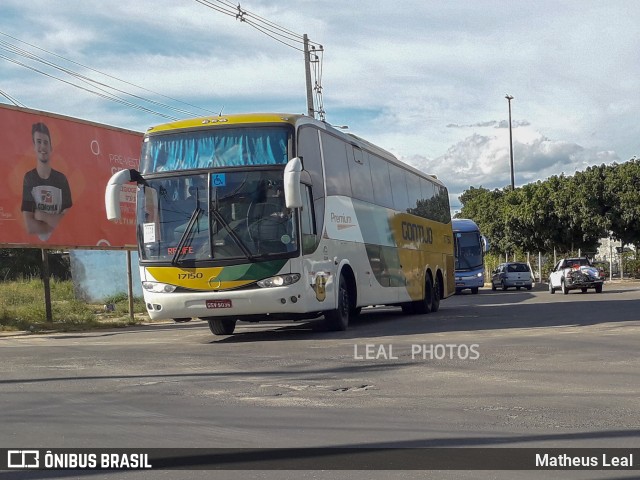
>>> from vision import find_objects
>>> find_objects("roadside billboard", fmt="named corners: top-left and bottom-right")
top-left (0, 104), bottom-right (143, 249)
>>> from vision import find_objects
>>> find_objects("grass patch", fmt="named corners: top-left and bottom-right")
top-left (0, 278), bottom-right (149, 333)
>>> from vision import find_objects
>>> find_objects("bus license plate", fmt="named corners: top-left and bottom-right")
top-left (206, 299), bottom-right (232, 309)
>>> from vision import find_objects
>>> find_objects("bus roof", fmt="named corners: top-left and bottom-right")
top-left (145, 113), bottom-right (304, 134)
top-left (452, 218), bottom-right (480, 232)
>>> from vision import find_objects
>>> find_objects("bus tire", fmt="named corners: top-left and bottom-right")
top-left (206, 318), bottom-right (237, 335)
top-left (324, 272), bottom-right (350, 331)
top-left (413, 274), bottom-right (435, 314)
top-left (431, 273), bottom-right (441, 313)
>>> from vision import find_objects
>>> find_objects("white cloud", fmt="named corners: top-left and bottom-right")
top-left (404, 126), bottom-right (620, 207)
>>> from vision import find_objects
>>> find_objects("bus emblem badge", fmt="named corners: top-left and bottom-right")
top-left (314, 273), bottom-right (327, 301)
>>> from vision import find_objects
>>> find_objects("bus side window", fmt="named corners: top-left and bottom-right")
top-left (321, 132), bottom-right (352, 197)
top-left (389, 164), bottom-right (409, 212)
top-left (405, 172), bottom-right (421, 213)
top-left (370, 154), bottom-right (394, 209)
top-left (348, 146), bottom-right (374, 203)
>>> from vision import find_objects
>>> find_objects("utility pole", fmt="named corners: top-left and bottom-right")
top-left (505, 94), bottom-right (515, 190)
top-left (303, 34), bottom-right (314, 118)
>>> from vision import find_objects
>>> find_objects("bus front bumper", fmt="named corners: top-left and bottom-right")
top-left (142, 283), bottom-right (318, 321)
top-left (454, 274), bottom-right (484, 289)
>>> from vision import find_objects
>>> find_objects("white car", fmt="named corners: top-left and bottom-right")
top-left (548, 257), bottom-right (604, 294)
top-left (491, 262), bottom-right (533, 291)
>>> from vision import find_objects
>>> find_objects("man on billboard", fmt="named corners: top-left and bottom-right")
top-left (21, 122), bottom-right (72, 241)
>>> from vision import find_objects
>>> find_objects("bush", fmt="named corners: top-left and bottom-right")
top-left (0, 279), bottom-right (147, 332)
top-left (0, 249), bottom-right (71, 281)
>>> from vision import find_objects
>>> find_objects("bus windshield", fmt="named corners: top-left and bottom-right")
top-left (137, 170), bottom-right (297, 263)
top-left (454, 231), bottom-right (483, 270)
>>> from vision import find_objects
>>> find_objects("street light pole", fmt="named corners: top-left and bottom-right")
top-left (505, 94), bottom-right (515, 190)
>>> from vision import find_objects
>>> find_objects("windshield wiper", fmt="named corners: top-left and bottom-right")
top-left (210, 209), bottom-right (254, 260)
top-left (171, 206), bottom-right (202, 265)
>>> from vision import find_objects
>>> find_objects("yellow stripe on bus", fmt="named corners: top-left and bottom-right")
top-left (146, 266), bottom-right (254, 291)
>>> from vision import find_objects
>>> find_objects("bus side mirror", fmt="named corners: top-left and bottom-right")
top-left (284, 157), bottom-right (303, 208)
top-left (105, 169), bottom-right (147, 221)
top-left (481, 235), bottom-right (490, 253)
top-left (105, 169), bottom-right (132, 221)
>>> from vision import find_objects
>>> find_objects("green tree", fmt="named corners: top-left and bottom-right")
top-left (603, 159), bottom-right (640, 248)
top-left (458, 186), bottom-right (507, 254)
top-left (457, 157), bottom-right (640, 258)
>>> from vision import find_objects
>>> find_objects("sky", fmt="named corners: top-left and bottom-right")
top-left (1, 0), bottom-right (639, 212)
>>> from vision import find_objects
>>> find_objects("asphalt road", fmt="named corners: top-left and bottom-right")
top-left (1, 281), bottom-right (639, 480)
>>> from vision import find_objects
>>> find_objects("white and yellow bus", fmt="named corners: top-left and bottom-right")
top-left (105, 113), bottom-right (455, 335)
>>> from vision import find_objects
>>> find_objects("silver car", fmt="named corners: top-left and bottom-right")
top-left (491, 262), bottom-right (533, 291)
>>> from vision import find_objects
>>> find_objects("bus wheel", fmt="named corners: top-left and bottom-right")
top-left (413, 274), bottom-right (435, 314)
top-left (206, 318), bottom-right (237, 335)
top-left (324, 273), bottom-right (350, 331)
top-left (431, 274), bottom-right (441, 312)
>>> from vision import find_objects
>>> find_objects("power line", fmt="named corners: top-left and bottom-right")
top-left (0, 87), bottom-right (25, 107)
top-left (242, 18), bottom-right (305, 52)
top-left (0, 31), bottom-right (215, 116)
top-left (193, 0), bottom-right (237, 19)
top-left (0, 51), bottom-right (178, 120)
top-left (0, 52), bottom-right (179, 120)
top-left (194, 0), bottom-right (326, 120)
top-left (0, 41), bottom-right (178, 118)
top-left (219, 0), bottom-right (307, 41)
top-left (196, 0), bottom-right (322, 50)
top-left (0, 31), bottom-right (218, 121)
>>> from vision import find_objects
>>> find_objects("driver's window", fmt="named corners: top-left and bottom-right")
top-left (301, 185), bottom-right (317, 255)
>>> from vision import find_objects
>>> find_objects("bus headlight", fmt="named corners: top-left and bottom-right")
top-left (142, 282), bottom-right (177, 293)
top-left (476, 272), bottom-right (483, 277)
top-left (257, 274), bottom-right (301, 288)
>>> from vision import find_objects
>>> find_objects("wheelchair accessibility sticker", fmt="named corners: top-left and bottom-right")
top-left (212, 174), bottom-right (226, 187)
